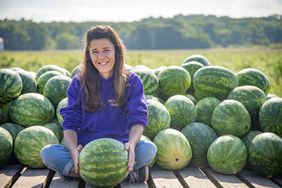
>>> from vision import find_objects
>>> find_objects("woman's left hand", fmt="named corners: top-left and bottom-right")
top-left (124, 142), bottom-right (135, 171)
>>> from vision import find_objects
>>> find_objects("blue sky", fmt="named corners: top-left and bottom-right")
top-left (0, 0), bottom-right (281, 22)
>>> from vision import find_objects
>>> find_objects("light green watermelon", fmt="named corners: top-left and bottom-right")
top-left (79, 138), bottom-right (128, 187)
top-left (9, 93), bottom-right (55, 127)
top-left (196, 97), bottom-right (221, 125)
top-left (43, 123), bottom-right (63, 142)
top-left (181, 122), bottom-right (218, 167)
top-left (0, 127), bottom-right (13, 166)
top-left (14, 126), bottom-right (59, 168)
top-left (153, 66), bottom-right (166, 77)
top-left (183, 54), bottom-right (210, 66)
top-left (249, 133), bottom-right (282, 178)
top-left (228, 85), bottom-right (266, 116)
top-left (37, 70), bottom-right (64, 94)
top-left (164, 95), bottom-right (197, 130)
top-left (193, 66), bottom-right (238, 100)
top-left (211, 100), bottom-right (251, 137)
top-left (0, 69), bottom-right (22, 103)
top-left (56, 97), bottom-right (68, 125)
top-left (0, 122), bottom-right (24, 141)
top-left (35, 64), bottom-right (70, 80)
top-left (259, 98), bottom-right (282, 135)
top-left (153, 128), bottom-right (192, 170)
top-left (207, 135), bottom-right (247, 174)
top-left (236, 68), bottom-right (270, 94)
top-left (43, 75), bottom-right (71, 108)
top-left (132, 68), bottom-right (159, 96)
top-left (12, 68), bottom-right (37, 94)
top-left (158, 66), bottom-right (191, 98)
top-left (144, 99), bottom-right (170, 140)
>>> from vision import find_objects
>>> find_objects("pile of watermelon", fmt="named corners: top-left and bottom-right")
top-left (0, 54), bottom-right (282, 186)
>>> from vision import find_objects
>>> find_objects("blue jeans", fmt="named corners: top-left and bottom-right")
top-left (41, 139), bottom-right (157, 177)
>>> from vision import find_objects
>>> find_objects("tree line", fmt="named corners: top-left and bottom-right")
top-left (0, 14), bottom-right (281, 50)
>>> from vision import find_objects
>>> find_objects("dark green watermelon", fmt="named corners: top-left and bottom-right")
top-left (0, 127), bottom-right (13, 166)
top-left (196, 97), bottom-right (221, 125)
top-left (37, 70), bottom-right (64, 94)
top-left (0, 122), bottom-right (24, 141)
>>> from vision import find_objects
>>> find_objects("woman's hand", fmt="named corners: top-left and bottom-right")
top-left (124, 142), bottom-right (135, 171)
top-left (70, 144), bottom-right (83, 174)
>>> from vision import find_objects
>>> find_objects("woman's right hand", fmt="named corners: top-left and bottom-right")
top-left (70, 144), bottom-right (83, 174)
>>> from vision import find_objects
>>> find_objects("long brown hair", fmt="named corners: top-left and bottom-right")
top-left (80, 25), bottom-right (128, 112)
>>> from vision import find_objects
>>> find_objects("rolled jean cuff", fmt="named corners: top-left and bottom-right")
top-left (62, 159), bottom-right (74, 176)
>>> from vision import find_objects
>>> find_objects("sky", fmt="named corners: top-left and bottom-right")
top-left (0, 0), bottom-right (281, 22)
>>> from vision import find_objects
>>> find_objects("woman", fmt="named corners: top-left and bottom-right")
top-left (41, 25), bottom-right (157, 183)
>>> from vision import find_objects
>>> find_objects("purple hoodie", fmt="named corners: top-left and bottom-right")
top-left (60, 72), bottom-right (148, 146)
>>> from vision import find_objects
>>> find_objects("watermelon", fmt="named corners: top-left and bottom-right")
top-left (164, 95), bottom-right (197, 130)
top-left (0, 101), bottom-right (11, 123)
top-left (228, 85), bottom-right (266, 116)
top-left (43, 75), bottom-right (71, 108)
top-left (35, 64), bottom-right (70, 80)
top-left (9, 93), bottom-right (55, 127)
top-left (184, 94), bottom-right (197, 104)
top-left (37, 71), bottom-right (64, 94)
top-left (181, 122), bottom-right (218, 167)
top-left (145, 95), bottom-right (164, 104)
top-left (132, 68), bottom-right (159, 96)
top-left (193, 66), bottom-right (238, 100)
top-left (183, 54), bottom-right (210, 66)
top-left (211, 100), bottom-right (251, 137)
top-left (249, 133), bottom-right (282, 178)
top-left (153, 66), bottom-right (166, 76)
top-left (144, 99), bottom-right (171, 140)
top-left (236, 68), bottom-right (270, 94)
top-left (158, 66), bottom-right (191, 98)
top-left (153, 128), bottom-right (192, 170)
top-left (0, 127), bottom-right (13, 166)
top-left (181, 61), bottom-right (204, 93)
top-left (12, 68), bottom-right (37, 94)
top-left (79, 138), bottom-right (128, 187)
top-left (70, 65), bottom-right (80, 78)
top-left (14, 126), bottom-right (59, 168)
top-left (207, 135), bottom-right (247, 174)
top-left (43, 123), bottom-right (63, 142)
top-left (259, 98), bottom-right (282, 135)
top-left (196, 97), bottom-right (221, 125)
top-left (0, 69), bottom-right (22, 103)
top-left (0, 122), bottom-right (24, 141)
top-left (56, 97), bottom-right (68, 125)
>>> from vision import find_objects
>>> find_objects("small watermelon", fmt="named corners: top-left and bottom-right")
top-left (0, 127), bottom-right (13, 166)
top-left (182, 54), bottom-right (210, 66)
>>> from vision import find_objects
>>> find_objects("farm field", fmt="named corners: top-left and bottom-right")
top-left (0, 47), bottom-right (281, 97)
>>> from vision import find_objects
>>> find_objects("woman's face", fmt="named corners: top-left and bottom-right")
top-left (89, 38), bottom-right (115, 79)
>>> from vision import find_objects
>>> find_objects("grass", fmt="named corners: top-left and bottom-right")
top-left (0, 46), bottom-right (281, 97)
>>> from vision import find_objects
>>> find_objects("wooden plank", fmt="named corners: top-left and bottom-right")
top-left (150, 166), bottom-right (183, 188)
top-left (49, 172), bottom-right (79, 188)
top-left (177, 166), bottom-right (217, 188)
top-left (0, 165), bottom-right (23, 188)
top-left (120, 182), bottom-right (148, 188)
top-left (12, 168), bottom-right (49, 188)
top-left (203, 168), bottom-right (248, 188)
top-left (238, 170), bottom-right (281, 188)
top-left (85, 182), bottom-right (113, 188)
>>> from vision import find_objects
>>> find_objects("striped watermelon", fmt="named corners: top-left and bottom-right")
top-left (211, 100), bottom-right (251, 137)
top-left (228, 86), bottom-right (266, 116)
top-left (35, 64), bottom-right (70, 80)
top-left (14, 126), bottom-right (59, 168)
top-left (0, 69), bottom-right (22, 103)
top-left (43, 75), bottom-right (71, 108)
top-left (193, 66), bottom-right (238, 100)
top-left (12, 68), bottom-right (37, 94)
top-left (0, 122), bottom-right (24, 141)
top-left (132, 68), bottom-right (159, 96)
top-left (249, 133), bottom-right (282, 178)
top-left (158, 66), bottom-right (191, 98)
top-left (259, 98), bottom-right (282, 134)
top-left (236, 68), bottom-right (270, 94)
top-left (43, 123), bottom-right (63, 142)
top-left (56, 97), bottom-right (68, 125)
top-left (144, 99), bottom-right (170, 139)
top-left (183, 54), bottom-right (210, 66)
top-left (153, 66), bottom-right (166, 76)
top-left (79, 138), bottom-right (128, 187)
top-left (9, 93), bottom-right (55, 127)
top-left (153, 128), bottom-right (192, 170)
top-left (196, 97), bottom-right (221, 125)
top-left (0, 127), bottom-right (13, 166)
top-left (164, 95), bottom-right (197, 130)
top-left (207, 135), bottom-right (247, 174)
top-left (181, 122), bottom-right (218, 167)
top-left (70, 65), bottom-right (80, 78)
top-left (37, 71), bottom-right (64, 94)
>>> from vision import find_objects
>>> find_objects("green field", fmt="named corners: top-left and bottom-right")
top-left (0, 47), bottom-right (281, 97)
